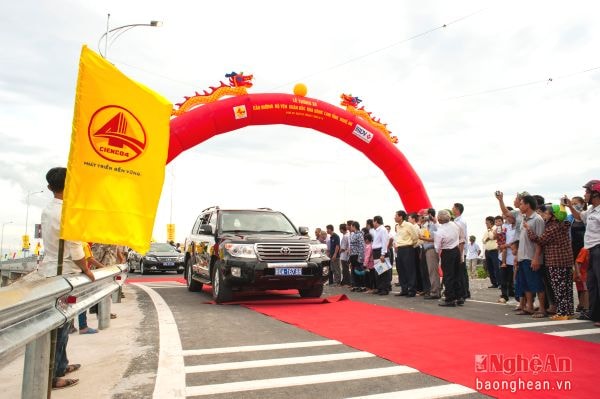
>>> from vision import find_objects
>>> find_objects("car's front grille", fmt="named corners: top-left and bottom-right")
top-left (255, 243), bottom-right (310, 262)
top-left (157, 257), bottom-right (178, 262)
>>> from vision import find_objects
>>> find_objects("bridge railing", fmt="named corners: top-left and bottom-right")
top-left (0, 264), bottom-right (127, 398)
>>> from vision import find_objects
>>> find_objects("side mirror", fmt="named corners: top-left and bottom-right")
top-left (199, 224), bottom-right (213, 235)
top-left (298, 226), bottom-right (309, 236)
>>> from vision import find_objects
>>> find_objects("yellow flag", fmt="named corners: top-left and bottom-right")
top-left (61, 45), bottom-right (172, 254)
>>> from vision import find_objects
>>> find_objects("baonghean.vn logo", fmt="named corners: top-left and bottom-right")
top-left (88, 105), bottom-right (147, 163)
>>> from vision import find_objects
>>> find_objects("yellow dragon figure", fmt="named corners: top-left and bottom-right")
top-left (172, 72), bottom-right (254, 116)
top-left (340, 94), bottom-right (398, 144)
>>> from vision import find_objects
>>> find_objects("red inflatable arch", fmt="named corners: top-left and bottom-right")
top-left (167, 93), bottom-right (432, 212)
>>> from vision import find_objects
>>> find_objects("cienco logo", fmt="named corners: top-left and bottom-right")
top-left (88, 105), bottom-right (147, 163)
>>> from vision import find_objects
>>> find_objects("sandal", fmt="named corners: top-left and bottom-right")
top-left (550, 315), bottom-right (571, 321)
top-left (532, 312), bottom-right (548, 319)
top-left (52, 378), bottom-right (79, 390)
top-left (65, 364), bottom-right (81, 375)
top-left (516, 310), bottom-right (533, 315)
top-left (110, 313), bottom-right (117, 319)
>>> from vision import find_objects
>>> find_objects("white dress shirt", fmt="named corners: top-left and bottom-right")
top-left (372, 225), bottom-right (388, 256)
top-left (38, 198), bottom-right (85, 276)
top-left (434, 222), bottom-right (460, 252)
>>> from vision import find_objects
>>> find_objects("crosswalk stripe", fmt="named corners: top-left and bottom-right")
top-left (185, 366), bottom-right (418, 397)
top-left (185, 351), bottom-right (374, 373)
top-left (345, 383), bottom-right (476, 399)
top-left (547, 328), bottom-right (600, 337)
top-left (500, 319), bottom-right (588, 328)
top-left (182, 340), bottom-right (341, 356)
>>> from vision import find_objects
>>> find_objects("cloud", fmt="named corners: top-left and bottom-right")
top-left (2, 0), bottom-right (600, 251)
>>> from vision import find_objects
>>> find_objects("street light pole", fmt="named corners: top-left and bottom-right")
top-left (24, 190), bottom-right (43, 257)
top-left (98, 14), bottom-right (162, 59)
top-left (1, 221), bottom-right (13, 261)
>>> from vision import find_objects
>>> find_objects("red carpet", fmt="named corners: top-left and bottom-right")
top-left (245, 299), bottom-right (600, 399)
top-left (206, 294), bottom-right (348, 306)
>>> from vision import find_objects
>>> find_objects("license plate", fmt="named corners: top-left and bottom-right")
top-left (275, 268), bottom-right (303, 276)
top-left (163, 262), bottom-right (174, 266)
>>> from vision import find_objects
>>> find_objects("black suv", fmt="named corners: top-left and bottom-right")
top-left (183, 207), bottom-right (329, 303)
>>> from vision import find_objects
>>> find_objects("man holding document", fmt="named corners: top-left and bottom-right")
top-left (372, 216), bottom-right (391, 295)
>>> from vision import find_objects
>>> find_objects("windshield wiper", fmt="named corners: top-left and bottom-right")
top-left (257, 230), bottom-right (294, 234)
top-left (222, 229), bottom-right (257, 234)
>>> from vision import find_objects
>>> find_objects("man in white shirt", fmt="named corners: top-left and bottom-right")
top-left (40, 167), bottom-right (95, 390)
top-left (465, 235), bottom-right (481, 279)
top-left (434, 209), bottom-right (462, 307)
top-left (453, 203), bottom-right (470, 299)
top-left (339, 224), bottom-right (351, 286)
top-left (372, 215), bottom-right (390, 295)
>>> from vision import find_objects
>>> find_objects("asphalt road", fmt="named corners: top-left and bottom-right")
top-left (119, 272), bottom-right (599, 398)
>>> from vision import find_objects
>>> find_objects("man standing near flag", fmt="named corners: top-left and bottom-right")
top-left (40, 166), bottom-right (94, 390)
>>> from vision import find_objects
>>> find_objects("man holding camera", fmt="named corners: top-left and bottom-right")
top-left (419, 208), bottom-right (441, 299)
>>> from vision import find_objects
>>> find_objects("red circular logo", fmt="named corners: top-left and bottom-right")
top-left (88, 105), bottom-right (147, 163)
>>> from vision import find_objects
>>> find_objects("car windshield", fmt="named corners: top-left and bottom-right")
top-left (220, 211), bottom-right (296, 234)
top-left (150, 243), bottom-right (177, 252)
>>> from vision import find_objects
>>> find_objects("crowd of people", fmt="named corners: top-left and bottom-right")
top-left (37, 164), bottom-right (600, 391)
top-left (313, 180), bottom-right (600, 324)
top-left (475, 186), bottom-right (599, 324)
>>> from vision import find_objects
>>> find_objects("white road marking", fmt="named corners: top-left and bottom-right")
top-left (500, 319), bottom-right (588, 328)
top-left (133, 283), bottom-right (186, 399)
top-left (547, 328), bottom-right (600, 337)
top-left (185, 351), bottom-right (374, 374)
top-left (185, 366), bottom-right (418, 397)
top-left (345, 383), bottom-right (476, 399)
top-left (182, 340), bottom-right (341, 356)
top-left (465, 299), bottom-right (506, 306)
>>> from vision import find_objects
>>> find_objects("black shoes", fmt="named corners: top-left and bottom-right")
top-left (395, 292), bottom-right (408, 296)
top-left (438, 301), bottom-right (456, 307)
top-left (456, 299), bottom-right (465, 306)
top-left (488, 285), bottom-right (498, 289)
top-left (378, 291), bottom-right (389, 295)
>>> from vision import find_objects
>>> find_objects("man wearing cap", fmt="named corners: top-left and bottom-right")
top-left (567, 180), bottom-right (600, 326)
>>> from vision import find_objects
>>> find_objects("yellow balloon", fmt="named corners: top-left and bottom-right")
top-left (293, 83), bottom-right (307, 97)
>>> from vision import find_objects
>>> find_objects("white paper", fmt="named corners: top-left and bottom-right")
top-left (373, 258), bottom-right (392, 275)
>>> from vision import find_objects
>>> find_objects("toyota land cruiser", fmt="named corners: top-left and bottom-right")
top-left (183, 207), bottom-right (329, 303)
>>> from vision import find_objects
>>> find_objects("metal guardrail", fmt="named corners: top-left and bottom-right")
top-left (0, 263), bottom-right (127, 398)
top-left (0, 257), bottom-right (39, 287)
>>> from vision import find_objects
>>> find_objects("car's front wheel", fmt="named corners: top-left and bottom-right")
top-left (140, 261), bottom-right (147, 275)
top-left (186, 258), bottom-right (203, 292)
top-left (299, 285), bottom-right (324, 298)
top-left (212, 266), bottom-right (233, 303)
top-left (128, 259), bottom-right (135, 273)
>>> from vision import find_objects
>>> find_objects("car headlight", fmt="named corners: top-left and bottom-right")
top-left (224, 243), bottom-right (256, 258)
top-left (177, 255), bottom-right (185, 261)
top-left (310, 243), bottom-right (327, 258)
top-left (146, 256), bottom-right (158, 261)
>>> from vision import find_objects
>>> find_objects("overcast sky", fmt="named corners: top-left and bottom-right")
top-left (1, 0), bottom-right (599, 255)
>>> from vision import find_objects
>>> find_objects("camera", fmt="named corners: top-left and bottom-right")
top-left (495, 190), bottom-right (502, 197)
top-left (561, 197), bottom-right (569, 206)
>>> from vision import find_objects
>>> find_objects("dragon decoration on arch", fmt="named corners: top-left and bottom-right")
top-left (340, 94), bottom-right (398, 144)
top-left (171, 73), bottom-right (398, 145)
top-left (172, 72), bottom-right (254, 116)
